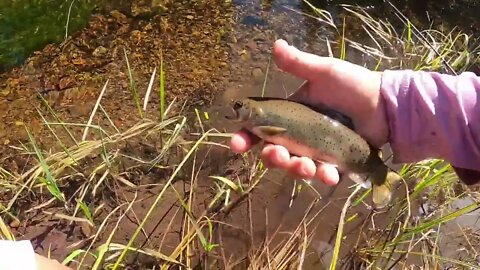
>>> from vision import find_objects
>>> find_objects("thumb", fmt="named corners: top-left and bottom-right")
top-left (273, 39), bottom-right (340, 83)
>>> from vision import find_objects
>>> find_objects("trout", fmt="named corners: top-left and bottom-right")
top-left (225, 96), bottom-right (401, 209)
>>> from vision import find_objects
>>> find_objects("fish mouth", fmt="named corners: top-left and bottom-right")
top-left (225, 107), bottom-right (239, 121)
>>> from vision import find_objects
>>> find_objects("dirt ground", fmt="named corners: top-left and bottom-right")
top-left (2, 0), bottom-right (480, 269)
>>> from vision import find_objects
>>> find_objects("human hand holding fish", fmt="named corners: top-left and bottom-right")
top-left (228, 39), bottom-right (480, 208)
top-left (229, 39), bottom-right (389, 187)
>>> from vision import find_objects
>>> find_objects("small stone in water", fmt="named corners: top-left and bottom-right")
top-left (252, 67), bottom-right (263, 77)
top-left (246, 40), bottom-right (257, 50)
top-left (110, 10), bottom-right (128, 23)
top-left (92, 46), bottom-right (108, 57)
top-left (9, 219), bottom-right (20, 228)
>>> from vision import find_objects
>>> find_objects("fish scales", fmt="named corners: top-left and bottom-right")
top-left (239, 98), bottom-right (374, 172)
top-left (226, 96), bottom-right (402, 209)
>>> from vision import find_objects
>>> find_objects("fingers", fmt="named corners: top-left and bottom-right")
top-left (261, 143), bottom-right (291, 168)
top-left (259, 144), bottom-right (340, 186)
top-left (273, 39), bottom-right (340, 83)
top-left (229, 129), bottom-right (260, 154)
top-left (288, 156), bottom-right (316, 178)
top-left (315, 163), bottom-right (340, 186)
top-left (35, 254), bottom-right (72, 270)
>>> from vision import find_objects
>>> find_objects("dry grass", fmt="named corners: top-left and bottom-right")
top-left (1, 2), bottom-right (480, 270)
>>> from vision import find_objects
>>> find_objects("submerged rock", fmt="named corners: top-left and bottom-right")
top-left (92, 46), bottom-right (108, 57)
top-left (131, 0), bottom-right (169, 17)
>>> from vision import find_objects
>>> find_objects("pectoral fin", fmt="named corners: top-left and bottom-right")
top-left (253, 126), bottom-right (287, 137)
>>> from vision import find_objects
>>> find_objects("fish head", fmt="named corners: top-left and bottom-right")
top-left (225, 98), bottom-right (264, 123)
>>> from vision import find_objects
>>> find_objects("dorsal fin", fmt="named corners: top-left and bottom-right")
top-left (246, 96), bottom-right (355, 130)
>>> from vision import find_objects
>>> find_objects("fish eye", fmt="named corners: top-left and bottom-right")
top-left (233, 100), bottom-right (243, 109)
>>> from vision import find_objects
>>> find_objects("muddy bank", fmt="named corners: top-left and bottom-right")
top-left (0, 0), bottom-right (236, 150)
top-left (1, 0), bottom-right (479, 269)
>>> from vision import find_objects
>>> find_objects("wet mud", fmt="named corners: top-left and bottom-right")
top-left (1, 0), bottom-right (480, 269)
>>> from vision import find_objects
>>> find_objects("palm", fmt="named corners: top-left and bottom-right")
top-left (230, 39), bottom-right (387, 186)
top-left (287, 58), bottom-right (386, 147)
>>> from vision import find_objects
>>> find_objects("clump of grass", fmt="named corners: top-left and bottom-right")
top-left (1, 3), bottom-right (479, 270)
top-left (0, 44), bottom-right (271, 269)
top-left (123, 47), bottom-right (144, 118)
top-left (294, 2), bottom-right (480, 269)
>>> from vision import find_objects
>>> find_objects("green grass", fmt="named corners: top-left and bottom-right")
top-left (0, 2), bottom-right (479, 270)
top-left (123, 48), bottom-right (144, 118)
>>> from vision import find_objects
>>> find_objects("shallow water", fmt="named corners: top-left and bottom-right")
top-left (1, 0), bottom-right (479, 268)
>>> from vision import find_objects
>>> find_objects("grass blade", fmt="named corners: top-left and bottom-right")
top-left (143, 66), bottom-right (157, 111)
top-left (329, 185), bottom-right (362, 270)
top-left (159, 49), bottom-right (166, 120)
top-left (123, 47), bottom-right (144, 118)
top-left (261, 55), bottom-right (271, 97)
top-left (112, 129), bottom-right (213, 269)
top-left (25, 127), bottom-right (65, 202)
top-left (82, 79), bottom-right (109, 141)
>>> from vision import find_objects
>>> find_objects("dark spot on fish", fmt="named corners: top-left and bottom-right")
top-left (431, 131), bottom-right (436, 136)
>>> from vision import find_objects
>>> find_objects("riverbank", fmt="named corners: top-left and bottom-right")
top-left (1, 1), bottom-right (479, 269)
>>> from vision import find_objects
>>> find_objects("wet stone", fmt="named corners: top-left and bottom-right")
top-left (252, 67), bottom-right (263, 77)
top-left (245, 40), bottom-right (257, 50)
top-left (9, 219), bottom-right (20, 229)
top-left (110, 10), bottom-right (128, 24)
top-left (67, 103), bottom-right (93, 118)
top-left (92, 46), bottom-right (108, 57)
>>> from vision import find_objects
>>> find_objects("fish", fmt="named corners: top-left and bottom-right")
top-left (225, 96), bottom-right (402, 209)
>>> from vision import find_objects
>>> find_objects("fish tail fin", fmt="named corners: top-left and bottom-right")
top-left (372, 170), bottom-right (402, 209)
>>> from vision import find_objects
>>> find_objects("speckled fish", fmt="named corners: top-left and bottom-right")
top-left (225, 96), bottom-right (401, 209)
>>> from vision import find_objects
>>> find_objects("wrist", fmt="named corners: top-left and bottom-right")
top-left (356, 71), bottom-right (389, 148)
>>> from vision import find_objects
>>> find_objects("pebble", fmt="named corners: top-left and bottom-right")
top-left (110, 10), bottom-right (128, 24)
top-left (252, 67), bottom-right (263, 77)
top-left (67, 102), bottom-right (94, 118)
top-left (80, 222), bottom-right (93, 237)
top-left (245, 40), bottom-right (257, 50)
top-left (92, 46), bottom-right (108, 57)
top-left (59, 76), bottom-right (74, 90)
top-left (9, 219), bottom-right (20, 228)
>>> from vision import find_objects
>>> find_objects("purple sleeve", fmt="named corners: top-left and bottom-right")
top-left (380, 70), bottom-right (480, 172)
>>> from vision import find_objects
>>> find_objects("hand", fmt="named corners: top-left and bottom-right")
top-left (35, 254), bottom-right (72, 270)
top-left (229, 39), bottom-right (389, 186)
